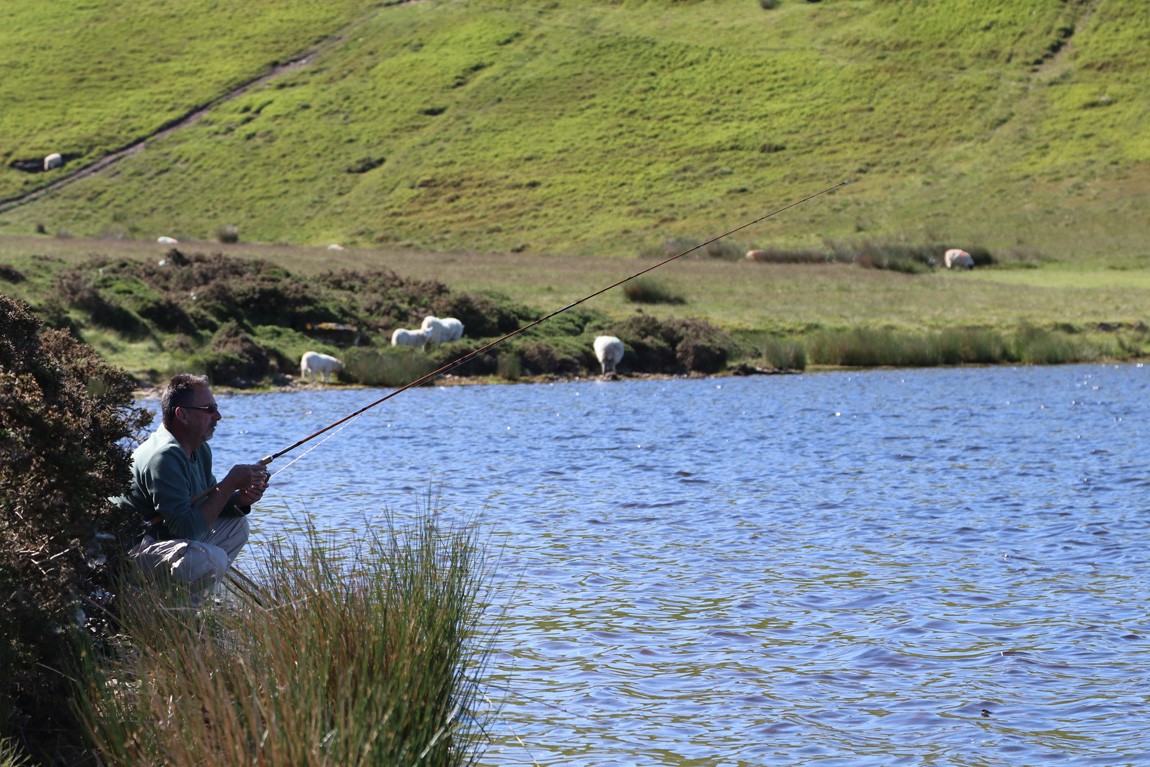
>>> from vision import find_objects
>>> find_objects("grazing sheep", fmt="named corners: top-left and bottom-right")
top-left (420, 316), bottom-right (449, 347)
top-left (391, 327), bottom-right (431, 350)
top-left (420, 316), bottom-right (465, 347)
top-left (327, 244), bottom-right (345, 250)
top-left (157, 236), bottom-right (178, 244)
top-left (300, 351), bottom-right (342, 383)
top-left (593, 335), bottom-right (625, 374)
top-left (44, 153), bottom-right (63, 171)
top-left (944, 249), bottom-right (974, 270)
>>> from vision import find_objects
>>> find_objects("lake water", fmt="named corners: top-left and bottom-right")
top-left (165, 363), bottom-right (1149, 766)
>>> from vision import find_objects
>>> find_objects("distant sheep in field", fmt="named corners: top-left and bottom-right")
top-left (421, 316), bottom-right (464, 347)
top-left (391, 327), bottom-right (431, 350)
top-left (157, 236), bottom-right (178, 244)
top-left (301, 351), bottom-right (342, 383)
top-left (944, 249), bottom-right (974, 270)
top-left (593, 335), bottom-right (625, 375)
top-left (44, 153), bottom-right (63, 171)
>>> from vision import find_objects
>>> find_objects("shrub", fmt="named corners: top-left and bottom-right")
top-left (207, 321), bottom-right (274, 386)
top-left (0, 293), bottom-right (151, 763)
top-left (622, 277), bottom-right (686, 305)
top-left (613, 314), bottom-right (734, 374)
top-left (0, 265), bottom-right (25, 283)
top-left (216, 224), bottom-right (240, 243)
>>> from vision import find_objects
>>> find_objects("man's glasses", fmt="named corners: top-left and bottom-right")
top-left (181, 404), bottom-right (219, 414)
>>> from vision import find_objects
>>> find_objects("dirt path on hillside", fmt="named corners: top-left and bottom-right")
top-left (0, 6), bottom-right (394, 215)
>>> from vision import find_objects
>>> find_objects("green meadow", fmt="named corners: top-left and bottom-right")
top-left (1, 0), bottom-right (1147, 261)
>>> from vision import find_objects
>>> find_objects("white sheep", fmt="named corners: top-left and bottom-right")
top-left (300, 351), bottom-right (342, 383)
top-left (421, 316), bottom-right (464, 347)
top-left (391, 327), bottom-right (431, 350)
top-left (593, 335), bottom-right (625, 374)
top-left (44, 153), bottom-right (63, 171)
top-left (157, 236), bottom-right (178, 244)
top-left (944, 248), bottom-right (974, 270)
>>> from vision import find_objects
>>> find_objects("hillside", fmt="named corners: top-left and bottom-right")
top-left (1, 0), bottom-right (1147, 260)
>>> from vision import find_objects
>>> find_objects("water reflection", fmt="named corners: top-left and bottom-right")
top-left (150, 363), bottom-right (1150, 765)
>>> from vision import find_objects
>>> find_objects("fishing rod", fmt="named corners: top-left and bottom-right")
top-left (175, 179), bottom-right (852, 512)
top-left (252, 179), bottom-right (850, 469)
top-left (189, 181), bottom-right (849, 507)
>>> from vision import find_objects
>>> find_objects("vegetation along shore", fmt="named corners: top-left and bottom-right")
top-left (1, 235), bottom-right (1148, 390)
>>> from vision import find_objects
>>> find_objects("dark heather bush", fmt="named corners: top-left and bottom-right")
top-left (0, 293), bottom-right (151, 763)
top-left (208, 320), bottom-right (273, 386)
top-left (435, 290), bottom-right (539, 338)
top-left (614, 315), bottom-right (733, 374)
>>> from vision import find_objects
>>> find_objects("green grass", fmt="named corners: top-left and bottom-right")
top-left (75, 513), bottom-right (493, 767)
top-left (3, 236), bottom-right (1150, 378)
top-left (0, 0), bottom-right (1146, 263)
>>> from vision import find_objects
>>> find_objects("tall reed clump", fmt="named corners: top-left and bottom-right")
top-left (807, 325), bottom-right (1115, 367)
top-left (740, 331), bottom-right (808, 370)
top-left (622, 277), bottom-right (685, 305)
top-left (341, 346), bottom-right (440, 387)
top-left (76, 515), bottom-right (494, 767)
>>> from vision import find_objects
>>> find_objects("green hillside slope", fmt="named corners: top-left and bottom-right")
top-left (1, 0), bottom-right (1146, 260)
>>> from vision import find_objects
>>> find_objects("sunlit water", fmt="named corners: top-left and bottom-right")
top-left (152, 364), bottom-right (1150, 765)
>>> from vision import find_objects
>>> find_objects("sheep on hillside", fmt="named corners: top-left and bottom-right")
top-left (593, 335), bottom-right (625, 375)
top-left (421, 316), bottom-right (465, 347)
top-left (944, 249), bottom-right (974, 270)
top-left (301, 351), bottom-right (342, 383)
top-left (391, 327), bottom-right (431, 350)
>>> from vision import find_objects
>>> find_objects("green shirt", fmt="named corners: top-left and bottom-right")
top-left (114, 424), bottom-right (240, 540)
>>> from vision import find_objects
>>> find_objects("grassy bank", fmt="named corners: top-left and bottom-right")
top-left (74, 514), bottom-right (493, 767)
top-left (1, 0), bottom-right (1147, 261)
top-left (3, 234), bottom-right (1149, 382)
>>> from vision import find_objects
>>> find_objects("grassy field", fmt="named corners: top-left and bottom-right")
top-left (3, 234), bottom-right (1148, 336)
top-left (1, 0), bottom-right (1147, 262)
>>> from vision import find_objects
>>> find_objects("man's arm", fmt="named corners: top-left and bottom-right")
top-left (195, 464), bottom-right (269, 527)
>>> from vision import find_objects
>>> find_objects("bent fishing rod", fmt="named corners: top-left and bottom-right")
top-left (183, 179), bottom-right (851, 507)
top-left (254, 179), bottom-right (850, 468)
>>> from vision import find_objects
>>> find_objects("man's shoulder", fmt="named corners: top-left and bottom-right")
top-left (135, 426), bottom-right (185, 466)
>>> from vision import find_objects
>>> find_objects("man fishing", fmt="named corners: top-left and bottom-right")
top-left (115, 374), bottom-right (269, 592)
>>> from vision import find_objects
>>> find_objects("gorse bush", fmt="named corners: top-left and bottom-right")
top-left (0, 293), bottom-right (151, 764)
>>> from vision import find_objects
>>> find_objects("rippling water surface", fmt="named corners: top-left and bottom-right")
top-left (182, 363), bottom-right (1150, 765)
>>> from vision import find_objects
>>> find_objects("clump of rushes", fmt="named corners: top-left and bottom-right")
top-left (807, 325), bottom-right (1115, 367)
top-left (341, 345), bottom-right (440, 387)
top-left (77, 514), bottom-right (495, 767)
top-left (622, 276), bottom-right (685, 305)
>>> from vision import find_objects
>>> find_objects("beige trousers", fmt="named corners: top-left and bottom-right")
top-left (130, 515), bottom-right (250, 592)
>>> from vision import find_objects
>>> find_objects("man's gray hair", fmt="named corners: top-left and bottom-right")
top-left (161, 374), bottom-right (210, 427)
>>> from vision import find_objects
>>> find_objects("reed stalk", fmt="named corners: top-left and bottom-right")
top-left (75, 513), bottom-right (494, 767)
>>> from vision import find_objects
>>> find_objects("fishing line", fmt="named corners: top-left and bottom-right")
top-left (255, 179), bottom-right (851, 471)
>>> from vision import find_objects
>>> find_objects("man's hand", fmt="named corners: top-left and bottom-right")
top-left (225, 464), bottom-right (270, 506)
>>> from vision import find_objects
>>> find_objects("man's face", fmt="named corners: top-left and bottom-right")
top-left (180, 385), bottom-right (222, 446)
